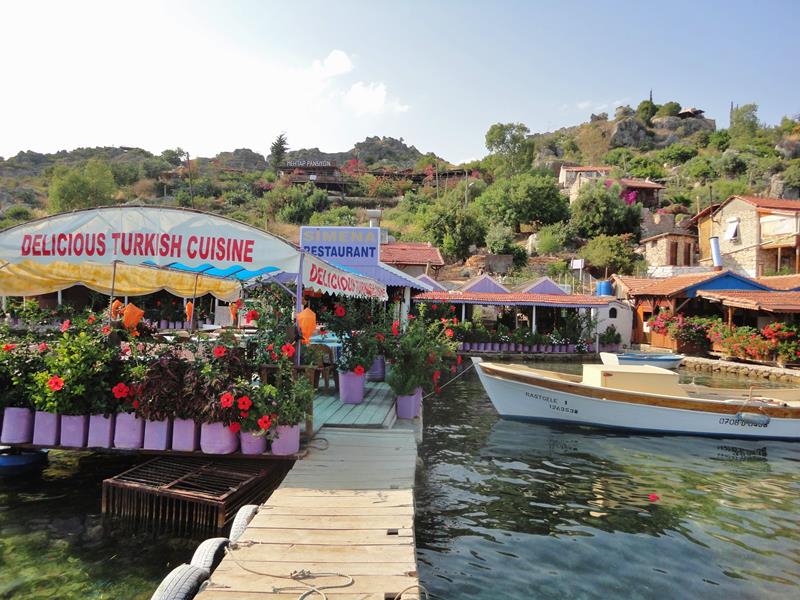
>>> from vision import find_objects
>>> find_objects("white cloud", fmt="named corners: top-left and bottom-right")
top-left (594, 103), bottom-right (608, 111)
top-left (576, 100), bottom-right (592, 110)
top-left (312, 49), bottom-right (353, 78)
top-left (343, 82), bottom-right (410, 116)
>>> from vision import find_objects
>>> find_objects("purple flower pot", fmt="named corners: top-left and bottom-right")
top-left (1, 407), bottom-right (34, 443)
top-left (271, 424), bottom-right (300, 456)
top-left (396, 393), bottom-right (416, 419)
top-left (500, 343), bottom-right (509, 352)
top-left (240, 431), bottom-right (267, 455)
top-left (114, 412), bottom-right (145, 449)
top-left (88, 414), bottom-right (115, 448)
top-left (172, 418), bottom-right (200, 452)
top-left (33, 411), bottom-right (60, 446)
top-left (523, 345), bottom-right (531, 352)
top-left (183, 321), bottom-right (192, 330)
top-left (144, 418), bottom-right (172, 450)
top-left (60, 415), bottom-right (89, 448)
top-left (567, 344), bottom-right (576, 353)
top-left (414, 386), bottom-right (423, 417)
top-left (587, 343), bottom-right (595, 352)
top-left (339, 371), bottom-right (366, 404)
top-left (200, 422), bottom-right (239, 454)
top-left (159, 319), bottom-right (168, 329)
top-left (366, 356), bottom-right (385, 382)
top-left (475, 343), bottom-right (484, 352)
top-left (546, 345), bottom-right (554, 353)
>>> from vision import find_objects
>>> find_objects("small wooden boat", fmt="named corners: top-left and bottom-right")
top-left (0, 447), bottom-right (49, 477)
top-left (472, 358), bottom-right (800, 440)
top-left (601, 352), bottom-right (684, 369)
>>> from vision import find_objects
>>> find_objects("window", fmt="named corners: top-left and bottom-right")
top-left (724, 219), bottom-right (740, 241)
top-left (683, 242), bottom-right (692, 266)
top-left (609, 307), bottom-right (617, 319)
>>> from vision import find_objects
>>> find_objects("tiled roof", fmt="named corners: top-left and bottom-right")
top-left (696, 290), bottom-right (800, 313)
top-left (627, 271), bottom-right (724, 297)
top-left (639, 231), bottom-right (698, 243)
top-left (413, 291), bottom-right (609, 307)
top-left (612, 275), bottom-right (661, 295)
top-left (618, 178), bottom-right (666, 190)
top-left (380, 242), bottom-right (444, 266)
top-left (736, 196), bottom-right (800, 211)
top-left (562, 165), bottom-right (612, 172)
top-left (756, 274), bottom-right (800, 291)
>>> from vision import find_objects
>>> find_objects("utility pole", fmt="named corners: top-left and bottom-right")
top-left (185, 151), bottom-right (195, 209)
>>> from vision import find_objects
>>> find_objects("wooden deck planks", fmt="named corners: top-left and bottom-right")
top-left (196, 426), bottom-right (420, 600)
top-left (312, 382), bottom-right (396, 430)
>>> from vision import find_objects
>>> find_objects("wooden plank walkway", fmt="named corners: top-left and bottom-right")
top-left (313, 381), bottom-right (396, 431)
top-left (196, 427), bottom-right (421, 600)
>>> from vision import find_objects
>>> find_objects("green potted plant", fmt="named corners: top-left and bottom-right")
top-left (271, 366), bottom-right (314, 455)
top-left (326, 300), bottom-right (378, 404)
top-left (133, 346), bottom-right (188, 450)
top-left (234, 380), bottom-right (278, 455)
top-left (0, 338), bottom-right (45, 444)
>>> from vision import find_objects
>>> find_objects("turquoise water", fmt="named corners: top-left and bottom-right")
top-left (416, 365), bottom-right (800, 599)
top-left (0, 452), bottom-right (192, 600)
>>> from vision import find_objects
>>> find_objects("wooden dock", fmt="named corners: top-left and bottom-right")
top-left (312, 381), bottom-right (397, 432)
top-left (195, 427), bottom-right (421, 600)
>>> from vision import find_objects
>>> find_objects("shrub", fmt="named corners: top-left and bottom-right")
top-left (309, 206), bottom-right (357, 226)
top-left (654, 101), bottom-right (681, 118)
top-left (485, 224), bottom-right (515, 254)
top-left (656, 144), bottom-right (697, 165)
top-left (535, 222), bottom-right (570, 254)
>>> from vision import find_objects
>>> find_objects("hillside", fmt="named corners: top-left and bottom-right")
top-left (285, 136), bottom-right (437, 169)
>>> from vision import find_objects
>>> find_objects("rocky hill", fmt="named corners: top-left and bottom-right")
top-left (286, 136), bottom-right (435, 169)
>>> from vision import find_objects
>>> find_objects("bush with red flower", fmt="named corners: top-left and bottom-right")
top-left (0, 338), bottom-right (48, 410)
top-left (324, 298), bottom-right (379, 374)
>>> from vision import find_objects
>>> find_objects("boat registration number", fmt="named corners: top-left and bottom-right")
top-left (718, 417), bottom-right (768, 428)
top-left (526, 391), bottom-right (579, 415)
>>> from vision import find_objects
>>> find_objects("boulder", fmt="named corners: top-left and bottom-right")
top-left (610, 118), bottom-right (651, 148)
top-left (776, 137), bottom-right (800, 159)
top-left (769, 174), bottom-right (800, 199)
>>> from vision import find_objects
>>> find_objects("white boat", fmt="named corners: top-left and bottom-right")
top-left (600, 352), bottom-right (684, 369)
top-left (472, 358), bottom-right (800, 440)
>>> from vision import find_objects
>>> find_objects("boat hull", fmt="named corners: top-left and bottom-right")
top-left (601, 352), bottom-right (684, 369)
top-left (473, 360), bottom-right (800, 440)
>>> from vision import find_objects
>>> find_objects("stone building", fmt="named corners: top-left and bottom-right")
top-left (640, 231), bottom-right (702, 277)
top-left (694, 195), bottom-right (800, 277)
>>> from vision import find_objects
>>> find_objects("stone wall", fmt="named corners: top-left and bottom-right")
top-left (705, 198), bottom-right (762, 277)
top-left (681, 355), bottom-right (800, 384)
top-left (643, 234), bottom-right (696, 269)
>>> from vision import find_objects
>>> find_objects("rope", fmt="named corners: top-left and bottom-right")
top-left (421, 362), bottom-right (475, 401)
top-left (392, 583), bottom-right (431, 600)
top-left (220, 542), bottom-right (354, 600)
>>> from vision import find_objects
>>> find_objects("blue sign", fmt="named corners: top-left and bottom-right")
top-left (300, 226), bottom-right (380, 267)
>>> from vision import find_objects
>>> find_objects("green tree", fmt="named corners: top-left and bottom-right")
top-left (267, 183), bottom-right (328, 224)
top-left (683, 156), bottom-right (718, 181)
top-left (782, 161), bottom-right (800, 189)
top-left (708, 130), bottom-right (730, 151)
top-left (579, 234), bottom-right (639, 276)
top-left (309, 206), bottom-right (357, 226)
top-left (484, 122), bottom-right (532, 176)
top-left (602, 147), bottom-right (635, 168)
top-left (627, 156), bottom-right (666, 179)
top-left (569, 181), bottom-right (640, 239)
top-left (729, 104), bottom-right (759, 145)
top-left (636, 100), bottom-right (659, 125)
top-left (485, 224), bottom-right (515, 254)
top-left (423, 194), bottom-right (486, 261)
top-left (474, 174), bottom-right (568, 232)
top-left (654, 101), bottom-right (681, 118)
top-left (110, 162), bottom-right (140, 186)
top-left (269, 133), bottom-right (288, 169)
top-left (656, 144), bottom-right (697, 165)
top-left (535, 222), bottom-right (570, 254)
top-left (48, 159), bottom-right (117, 212)
top-left (160, 148), bottom-right (185, 167)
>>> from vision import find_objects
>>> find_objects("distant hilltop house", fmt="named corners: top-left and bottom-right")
top-left (640, 231), bottom-right (700, 277)
top-left (277, 160), bottom-right (347, 192)
top-left (677, 107), bottom-right (705, 119)
top-left (558, 164), bottom-right (665, 207)
top-left (693, 195), bottom-right (800, 277)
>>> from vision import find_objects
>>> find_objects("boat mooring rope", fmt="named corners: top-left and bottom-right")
top-left (421, 361), bottom-right (475, 401)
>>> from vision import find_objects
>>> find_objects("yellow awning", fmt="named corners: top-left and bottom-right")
top-left (0, 260), bottom-right (240, 301)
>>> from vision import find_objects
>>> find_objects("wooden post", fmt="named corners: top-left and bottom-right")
top-left (795, 244), bottom-right (799, 274)
top-left (778, 246), bottom-right (782, 272)
top-left (727, 306), bottom-right (735, 326)
top-left (461, 303), bottom-right (466, 322)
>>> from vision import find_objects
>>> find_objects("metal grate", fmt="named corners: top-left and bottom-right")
top-left (102, 456), bottom-right (292, 537)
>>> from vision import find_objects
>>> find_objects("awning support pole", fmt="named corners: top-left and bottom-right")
top-left (401, 286), bottom-right (411, 325)
top-left (531, 305), bottom-right (537, 333)
top-left (108, 260), bottom-right (118, 324)
top-left (191, 272), bottom-right (200, 331)
top-left (294, 253), bottom-right (305, 367)
top-left (592, 307), bottom-right (599, 353)
top-left (461, 304), bottom-right (466, 322)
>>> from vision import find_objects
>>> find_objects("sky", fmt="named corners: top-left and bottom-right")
top-left (1, 0), bottom-right (798, 164)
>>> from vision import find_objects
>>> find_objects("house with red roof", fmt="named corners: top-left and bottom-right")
top-left (380, 242), bottom-right (444, 278)
top-left (695, 195), bottom-right (800, 277)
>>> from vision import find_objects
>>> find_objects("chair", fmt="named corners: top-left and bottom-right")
top-left (309, 344), bottom-right (338, 392)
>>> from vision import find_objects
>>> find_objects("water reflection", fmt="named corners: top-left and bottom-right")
top-left (416, 367), bottom-right (800, 600)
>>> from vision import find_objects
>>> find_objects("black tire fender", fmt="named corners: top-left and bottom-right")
top-left (190, 537), bottom-right (230, 572)
top-left (150, 563), bottom-right (209, 600)
top-left (228, 504), bottom-right (259, 542)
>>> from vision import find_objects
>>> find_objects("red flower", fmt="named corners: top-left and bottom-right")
top-left (445, 328), bottom-right (454, 338)
top-left (102, 325), bottom-right (111, 335)
top-left (270, 351), bottom-right (278, 361)
top-left (450, 365), bottom-right (457, 374)
top-left (432, 370), bottom-right (441, 382)
top-left (220, 392), bottom-right (235, 408)
top-left (87, 314), bottom-right (96, 324)
top-left (334, 304), bottom-right (346, 317)
top-left (648, 493), bottom-right (660, 502)
top-left (245, 309), bottom-right (259, 322)
top-left (434, 384), bottom-right (442, 394)
top-left (112, 382), bottom-right (130, 399)
top-left (229, 422), bottom-right (241, 433)
top-left (2, 343), bottom-right (16, 351)
top-left (213, 345), bottom-right (226, 358)
top-left (408, 315), bottom-right (415, 320)
top-left (47, 375), bottom-right (64, 391)
top-left (353, 364), bottom-right (365, 376)
top-left (240, 411), bottom-right (249, 418)
top-left (38, 342), bottom-right (48, 353)
top-left (60, 319), bottom-right (71, 332)
top-left (375, 332), bottom-right (385, 342)
top-left (427, 353), bottom-right (437, 364)
top-left (452, 317), bottom-right (459, 324)
top-left (450, 305), bottom-right (456, 313)
top-left (281, 343), bottom-right (296, 358)
top-left (132, 399), bottom-right (140, 409)
top-left (391, 320), bottom-right (400, 336)
top-left (457, 355), bottom-right (462, 365)
top-left (257, 414), bottom-right (272, 430)
top-left (267, 343), bottom-right (274, 350)
top-left (237, 395), bottom-right (252, 411)
top-left (432, 304), bottom-right (438, 310)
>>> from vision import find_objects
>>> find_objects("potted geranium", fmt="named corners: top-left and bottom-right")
top-left (270, 365), bottom-right (314, 455)
top-left (326, 300), bottom-right (378, 404)
top-left (234, 380), bottom-right (278, 455)
top-left (0, 339), bottom-right (44, 444)
top-left (31, 326), bottom-right (118, 448)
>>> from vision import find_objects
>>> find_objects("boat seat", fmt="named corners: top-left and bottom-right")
top-left (582, 364), bottom-right (689, 397)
